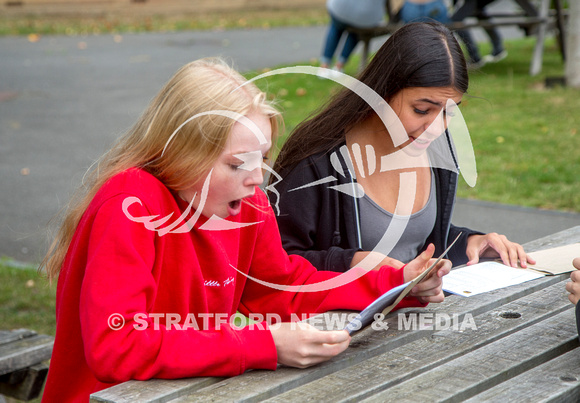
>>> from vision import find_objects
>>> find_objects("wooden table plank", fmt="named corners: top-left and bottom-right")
top-left (359, 309), bottom-right (578, 402)
top-left (261, 281), bottom-right (573, 403)
top-left (467, 348), bottom-right (580, 403)
top-left (463, 348), bottom-right (580, 402)
top-left (523, 226), bottom-right (580, 252)
top-left (90, 378), bottom-right (223, 403)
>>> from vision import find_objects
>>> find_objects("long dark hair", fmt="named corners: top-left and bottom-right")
top-left (273, 22), bottom-right (468, 176)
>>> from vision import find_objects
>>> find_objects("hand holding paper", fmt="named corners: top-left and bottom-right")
top-left (403, 243), bottom-right (451, 304)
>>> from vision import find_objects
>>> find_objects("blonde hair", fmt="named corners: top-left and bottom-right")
top-left (42, 57), bottom-right (280, 281)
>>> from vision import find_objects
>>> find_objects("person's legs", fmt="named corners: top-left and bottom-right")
top-left (336, 31), bottom-right (359, 69)
top-left (320, 15), bottom-right (346, 67)
top-left (451, 0), bottom-right (482, 64)
top-left (455, 30), bottom-right (482, 64)
top-left (451, 0), bottom-right (478, 22)
top-left (477, 7), bottom-right (504, 56)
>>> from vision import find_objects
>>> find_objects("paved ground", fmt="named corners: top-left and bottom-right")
top-left (1, 7), bottom-right (579, 264)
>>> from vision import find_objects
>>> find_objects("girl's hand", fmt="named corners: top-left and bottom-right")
top-left (565, 258), bottom-right (580, 305)
top-left (403, 243), bottom-right (451, 304)
top-left (270, 322), bottom-right (350, 368)
top-left (466, 233), bottom-right (535, 268)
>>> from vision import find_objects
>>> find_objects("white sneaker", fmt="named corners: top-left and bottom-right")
top-left (483, 50), bottom-right (508, 64)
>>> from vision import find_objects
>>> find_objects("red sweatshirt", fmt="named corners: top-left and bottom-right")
top-left (42, 168), bottom-right (420, 402)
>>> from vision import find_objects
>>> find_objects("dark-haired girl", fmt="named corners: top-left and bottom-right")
top-left (271, 22), bottom-right (534, 273)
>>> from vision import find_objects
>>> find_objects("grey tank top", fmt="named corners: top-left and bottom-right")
top-left (359, 173), bottom-right (437, 264)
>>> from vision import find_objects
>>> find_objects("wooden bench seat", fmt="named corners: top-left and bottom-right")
top-left (0, 329), bottom-right (54, 401)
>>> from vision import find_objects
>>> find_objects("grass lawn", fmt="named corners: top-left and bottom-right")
top-left (0, 259), bottom-right (56, 336)
top-left (0, 8), bottom-right (329, 37)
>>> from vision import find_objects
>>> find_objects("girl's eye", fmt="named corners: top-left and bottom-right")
top-left (445, 109), bottom-right (456, 118)
top-left (414, 108), bottom-right (428, 115)
top-left (229, 164), bottom-right (240, 171)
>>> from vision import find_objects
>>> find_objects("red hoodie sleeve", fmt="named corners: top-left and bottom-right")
top-left (79, 195), bottom-right (277, 383)
top-left (238, 191), bottom-right (425, 320)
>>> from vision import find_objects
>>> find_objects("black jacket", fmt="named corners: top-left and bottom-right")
top-left (271, 141), bottom-right (482, 272)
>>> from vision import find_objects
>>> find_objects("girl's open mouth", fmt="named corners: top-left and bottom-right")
top-left (228, 199), bottom-right (242, 217)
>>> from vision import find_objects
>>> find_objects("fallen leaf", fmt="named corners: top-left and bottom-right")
top-left (27, 33), bottom-right (40, 43)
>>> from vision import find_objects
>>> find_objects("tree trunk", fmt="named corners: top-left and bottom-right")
top-left (566, 1), bottom-right (580, 87)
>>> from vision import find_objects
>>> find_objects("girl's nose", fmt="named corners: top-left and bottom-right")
top-left (245, 167), bottom-right (264, 187)
top-left (425, 112), bottom-right (446, 136)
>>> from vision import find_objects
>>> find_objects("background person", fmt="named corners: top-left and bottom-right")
top-left (271, 22), bottom-right (533, 273)
top-left (40, 57), bottom-right (450, 402)
top-left (319, 0), bottom-right (387, 76)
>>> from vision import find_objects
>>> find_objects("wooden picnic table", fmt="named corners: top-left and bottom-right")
top-left (0, 328), bottom-right (53, 401)
top-left (351, 0), bottom-right (567, 76)
top-left (91, 225), bottom-right (580, 402)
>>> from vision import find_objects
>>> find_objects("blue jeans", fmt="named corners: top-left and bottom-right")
top-left (320, 14), bottom-right (359, 66)
top-left (399, 1), bottom-right (450, 24)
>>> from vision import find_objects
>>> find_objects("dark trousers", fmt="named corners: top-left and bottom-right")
top-left (451, 0), bottom-right (504, 62)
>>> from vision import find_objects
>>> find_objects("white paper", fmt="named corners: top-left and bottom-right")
top-left (442, 261), bottom-right (545, 297)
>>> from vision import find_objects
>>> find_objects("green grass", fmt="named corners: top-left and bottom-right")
top-left (0, 259), bottom-right (55, 335)
top-left (456, 39), bottom-right (579, 211)
top-left (248, 37), bottom-right (579, 213)
top-left (0, 9), bottom-right (329, 37)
